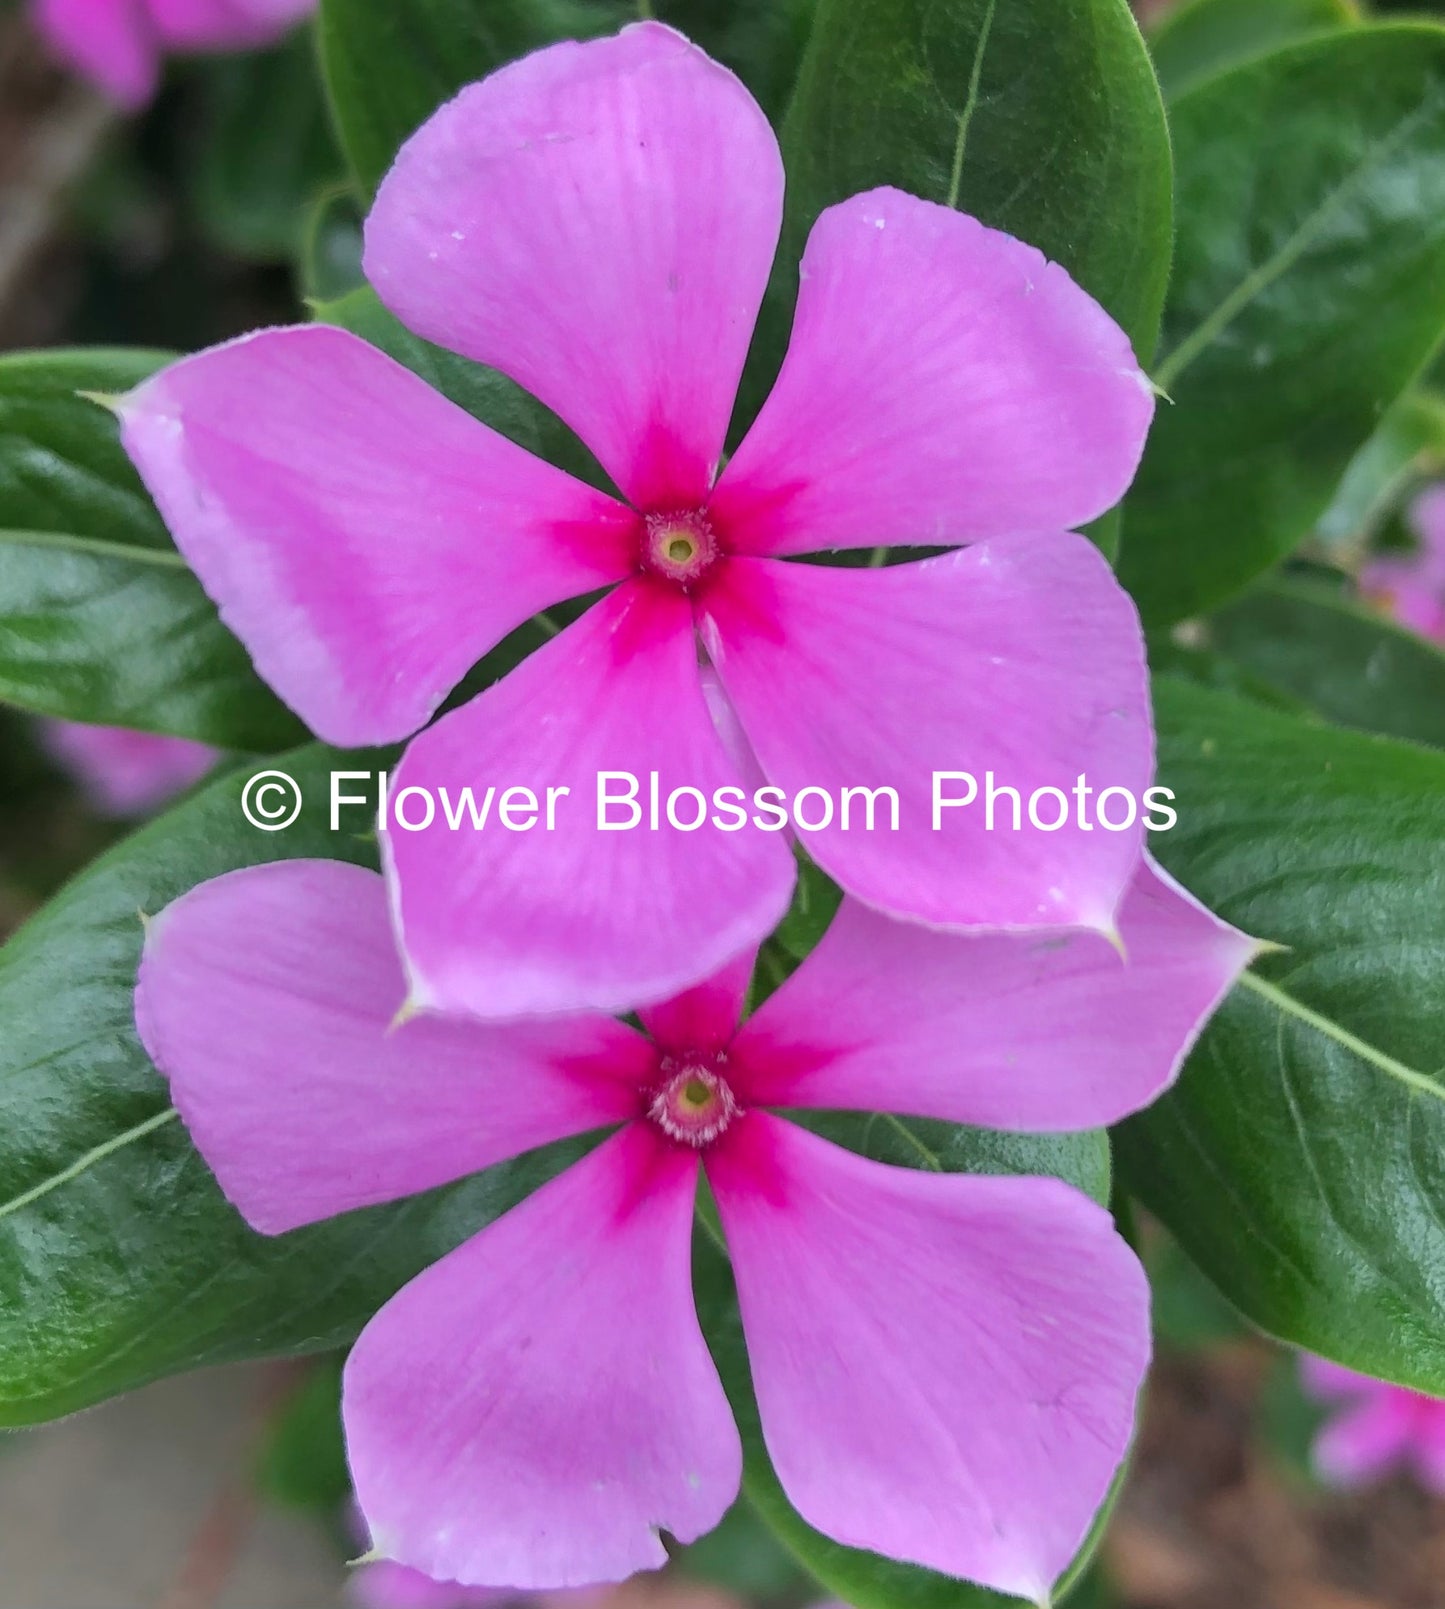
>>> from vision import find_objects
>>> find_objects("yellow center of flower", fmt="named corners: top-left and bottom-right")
top-left (641, 510), bottom-right (718, 588)
top-left (648, 1060), bottom-right (739, 1149)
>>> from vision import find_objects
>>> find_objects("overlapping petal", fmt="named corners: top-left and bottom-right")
top-left (365, 22), bottom-right (783, 510)
top-left (385, 581), bottom-right (795, 1021)
top-left (639, 951), bottom-right (755, 1057)
top-left (135, 860), bottom-right (648, 1234)
top-left (118, 325), bottom-right (635, 747)
top-left (346, 1124), bottom-right (739, 1590)
top-left (728, 857), bottom-right (1255, 1131)
top-left (700, 537), bottom-right (1151, 934)
top-left (707, 1116), bottom-right (1149, 1601)
top-left (711, 189), bottom-right (1154, 557)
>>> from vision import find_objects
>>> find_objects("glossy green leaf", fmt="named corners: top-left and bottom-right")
top-left (1147, 0), bottom-right (1358, 101)
top-left (0, 351), bottom-right (305, 750)
top-left (189, 33), bottom-right (345, 261)
top-left (694, 1116), bottom-right (1112, 1609)
top-left (1116, 679), bottom-right (1445, 1392)
top-left (1207, 574), bottom-right (1445, 746)
top-left (1117, 25), bottom-right (1445, 626)
top-left (0, 746), bottom-right (591, 1426)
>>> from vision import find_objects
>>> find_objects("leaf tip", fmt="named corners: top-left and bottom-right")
top-left (76, 388), bottom-right (129, 416)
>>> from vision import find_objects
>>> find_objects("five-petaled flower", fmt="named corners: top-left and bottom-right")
top-left (33, 0), bottom-right (314, 108)
top-left (1360, 484), bottom-right (1445, 644)
top-left (1300, 1356), bottom-right (1445, 1494)
top-left (135, 853), bottom-right (1256, 1602)
top-left (116, 23), bottom-right (1158, 1022)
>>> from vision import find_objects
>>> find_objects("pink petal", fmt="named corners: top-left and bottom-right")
top-left (1411, 483), bottom-right (1445, 566)
top-left (386, 581), bottom-right (795, 1021)
top-left (135, 860), bottom-right (647, 1234)
top-left (118, 325), bottom-right (635, 747)
top-left (711, 189), bottom-right (1153, 558)
top-left (1299, 1355), bottom-right (1389, 1405)
top-left (345, 1124), bottom-right (740, 1590)
top-left (1410, 1401), bottom-right (1445, 1495)
top-left (146, 0), bottom-right (312, 50)
top-left (638, 952), bottom-right (754, 1057)
top-left (39, 720), bottom-right (218, 816)
top-left (35, 0), bottom-right (158, 106)
top-left (348, 1559), bottom-right (511, 1609)
top-left (364, 24), bottom-right (782, 510)
top-left (1311, 1394), bottom-right (1415, 1489)
top-left (707, 1115), bottom-right (1149, 1600)
top-left (700, 540), bottom-right (1151, 935)
top-left (729, 857), bottom-right (1255, 1131)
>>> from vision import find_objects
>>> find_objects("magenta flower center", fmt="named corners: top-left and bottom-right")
top-left (647, 1057), bottom-right (739, 1148)
top-left (640, 509), bottom-right (719, 589)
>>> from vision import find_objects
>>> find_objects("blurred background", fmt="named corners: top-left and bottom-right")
top-left (2, 0), bottom-right (1443, 1604)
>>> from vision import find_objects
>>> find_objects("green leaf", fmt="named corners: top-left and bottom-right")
top-left (256, 1357), bottom-right (351, 1513)
top-left (694, 1118), bottom-right (1113, 1609)
top-left (1116, 679), bottom-right (1445, 1392)
top-left (313, 286), bottom-right (607, 489)
top-left (1314, 387), bottom-right (1445, 550)
top-left (1147, 0), bottom-right (1359, 101)
top-left (764, 0), bottom-right (1172, 368)
top-left (1206, 574), bottom-right (1445, 747)
top-left (1117, 25), bottom-right (1445, 627)
top-left (0, 351), bottom-right (305, 750)
top-left (189, 33), bottom-right (346, 261)
top-left (0, 746), bottom-right (591, 1426)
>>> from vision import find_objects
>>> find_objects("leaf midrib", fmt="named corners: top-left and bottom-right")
top-left (0, 527), bottom-right (188, 569)
top-left (1154, 87), bottom-right (1444, 391)
top-left (1240, 968), bottom-right (1443, 1098)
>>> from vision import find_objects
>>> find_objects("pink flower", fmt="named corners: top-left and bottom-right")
top-left (1359, 483), bottom-right (1445, 642)
top-left (38, 719), bottom-right (218, 815)
top-left (116, 24), bottom-right (1157, 1022)
top-left (1300, 1356), bottom-right (1445, 1494)
top-left (33, 0), bottom-right (314, 107)
top-left (135, 853), bottom-right (1256, 1600)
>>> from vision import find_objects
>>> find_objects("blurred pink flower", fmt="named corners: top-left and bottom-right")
top-left (33, 0), bottom-right (314, 107)
top-left (1359, 483), bottom-right (1445, 643)
top-left (39, 719), bottom-right (217, 815)
top-left (1300, 1356), bottom-right (1445, 1493)
top-left (117, 23), bottom-right (1158, 1022)
top-left (136, 853), bottom-right (1255, 1599)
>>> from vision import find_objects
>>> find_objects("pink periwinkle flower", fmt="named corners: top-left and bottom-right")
top-left (1359, 483), bottom-right (1445, 642)
top-left (1300, 1356), bottom-right (1445, 1494)
top-left (135, 853), bottom-right (1256, 1600)
top-left (116, 23), bottom-right (1158, 1022)
top-left (33, 0), bottom-right (314, 108)
top-left (38, 719), bottom-right (218, 816)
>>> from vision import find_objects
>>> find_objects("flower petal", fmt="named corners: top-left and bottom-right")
top-left (36, 0), bottom-right (157, 106)
top-left (345, 1124), bottom-right (740, 1590)
top-left (386, 581), bottom-right (795, 1021)
top-left (638, 951), bottom-right (755, 1058)
top-left (40, 721), bottom-right (217, 816)
top-left (1299, 1356), bottom-right (1387, 1405)
top-left (146, 0), bottom-right (312, 49)
top-left (118, 325), bottom-right (634, 747)
top-left (701, 540), bottom-right (1151, 934)
top-left (364, 23), bottom-right (783, 510)
top-left (135, 860), bottom-right (647, 1234)
top-left (707, 1115), bottom-right (1149, 1600)
top-left (1312, 1395), bottom-right (1415, 1488)
top-left (728, 857), bottom-right (1254, 1131)
top-left (711, 189), bottom-right (1154, 557)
